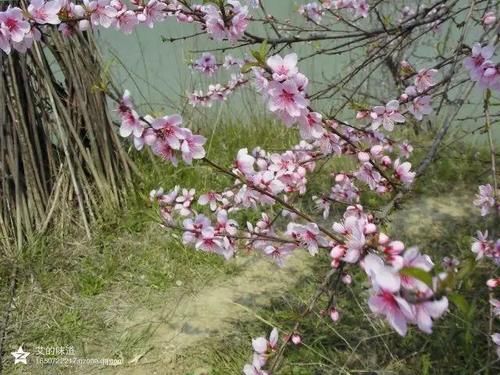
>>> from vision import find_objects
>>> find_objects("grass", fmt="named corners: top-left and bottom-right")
top-left (177, 133), bottom-right (499, 374)
top-left (0, 118), bottom-right (299, 373)
top-left (1, 118), bottom-right (498, 374)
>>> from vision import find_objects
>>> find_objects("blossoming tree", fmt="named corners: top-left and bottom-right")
top-left (2, 0), bottom-right (498, 372)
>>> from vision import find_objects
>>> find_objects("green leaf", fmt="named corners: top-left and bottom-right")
top-left (438, 272), bottom-right (455, 291)
top-left (449, 293), bottom-right (470, 315)
top-left (250, 41), bottom-right (269, 65)
top-left (259, 40), bottom-right (269, 58)
top-left (250, 49), bottom-right (262, 61)
top-left (456, 257), bottom-right (476, 281)
top-left (241, 62), bottom-right (258, 73)
top-left (400, 267), bottom-right (433, 287)
top-left (349, 101), bottom-right (370, 111)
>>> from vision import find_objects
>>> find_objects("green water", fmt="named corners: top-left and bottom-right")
top-left (97, 1), bottom-right (498, 143)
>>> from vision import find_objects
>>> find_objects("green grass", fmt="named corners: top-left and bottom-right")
top-left (1, 120), bottom-right (498, 374)
top-left (0, 119), bottom-right (300, 373)
top-left (177, 135), bottom-right (499, 375)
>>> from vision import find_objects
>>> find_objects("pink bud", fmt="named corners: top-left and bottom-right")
top-left (370, 145), bottom-right (383, 156)
top-left (381, 155), bottom-right (392, 167)
top-left (364, 223), bottom-right (377, 234)
top-left (330, 245), bottom-right (345, 259)
top-left (484, 67), bottom-right (497, 78)
top-left (388, 240), bottom-right (405, 253)
top-left (483, 11), bottom-right (496, 26)
top-left (376, 185), bottom-right (388, 194)
top-left (356, 111), bottom-right (369, 120)
top-left (291, 334), bottom-right (301, 345)
top-left (330, 258), bottom-right (340, 268)
top-left (379, 233), bottom-right (390, 245)
top-left (330, 308), bottom-right (340, 322)
top-left (487, 278), bottom-right (500, 288)
top-left (341, 273), bottom-right (352, 285)
top-left (358, 152), bottom-right (370, 162)
top-left (400, 93), bottom-right (409, 101)
top-left (335, 173), bottom-right (346, 182)
top-left (400, 60), bottom-right (411, 69)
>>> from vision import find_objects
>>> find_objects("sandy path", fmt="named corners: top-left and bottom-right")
top-left (95, 252), bottom-right (313, 374)
top-left (92, 193), bottom-right (471, 375)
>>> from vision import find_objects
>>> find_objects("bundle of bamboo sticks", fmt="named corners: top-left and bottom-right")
top-left (0, 29), bottom-right (134, 252)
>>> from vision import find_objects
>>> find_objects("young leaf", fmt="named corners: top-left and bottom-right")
top-left (400, 267), bottom-right (433, 287)
top-left (259, 40), bottom-right (269, 58)
top-left (251, 49), bottom-right (262, 61)
top-left (449, 293), bottom-right (470, 315)
top-left (241, 62), bottom-right (258, 73)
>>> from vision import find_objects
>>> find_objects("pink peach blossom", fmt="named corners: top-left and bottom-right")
top-left (267, 80), bottom-right (309, 119)
top-left (473, 184), bottom-right (496, 216)
top-left (394, 159), bottom-right (415, 186)
top-left (412, 295), bottom-right (448, 334)
top-left (0, 7), bottom-right (30, 43)
top-left (371, 100), bottom-right (405, 132)
top-left (28, 0), bottom-right (62, 25)
top-left (414, 68), bottom-right (438, 93)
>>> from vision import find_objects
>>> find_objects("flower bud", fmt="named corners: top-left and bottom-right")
top-left (358, 152), bottom-right (370, 162)
top-left (341, 273), bottom-right (352, 285)
top-left (330, 308), bottom-right (340, 322)
top-left (487, 278), bottom-right (500, 288)
top-left (483, 11), bottom-right (496, 26)
top-left (291, 334), bottom-right (302, 345)
top-left (378, 232), bottom-right (390, 245)
top-left (330, 245), bottom-right (345, 259)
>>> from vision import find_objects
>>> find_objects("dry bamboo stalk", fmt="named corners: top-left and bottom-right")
top-left (1, 24), bottom-right (136, 365)
top-left (0, 27), bottom-right (135, 250)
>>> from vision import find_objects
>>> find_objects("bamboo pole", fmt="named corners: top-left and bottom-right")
top-left (0, 27), bottom-right (134, 249)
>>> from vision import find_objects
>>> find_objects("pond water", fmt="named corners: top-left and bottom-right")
top-left (97, 1), bottom-right (498, 143)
